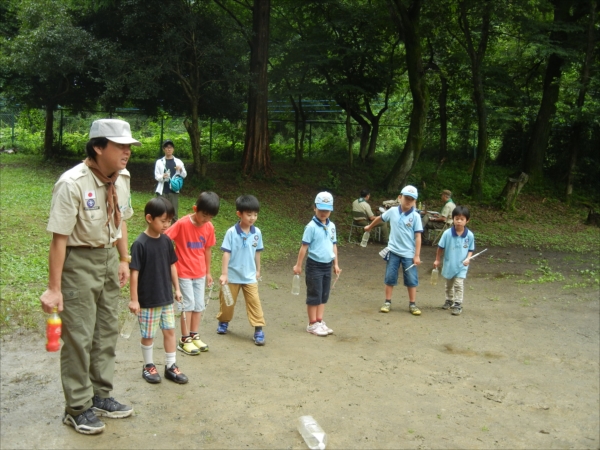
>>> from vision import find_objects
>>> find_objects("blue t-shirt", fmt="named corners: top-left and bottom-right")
top-left (382, 206), bottom-right (423, 258)
top-left (438, 226), bottom-right (475, 279)
top-left (301, 217), bottom-right (337, 263)
top-left (220, 223), bottom-right (264, 284)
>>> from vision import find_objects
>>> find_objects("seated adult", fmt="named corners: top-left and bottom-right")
top-left (352, 189), bottom-right (389, 243)
top-left (421, 189), bottom-right (456, 242)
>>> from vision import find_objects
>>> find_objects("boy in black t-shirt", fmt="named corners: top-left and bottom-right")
top-left (129, 197), bottom-right (188, 384)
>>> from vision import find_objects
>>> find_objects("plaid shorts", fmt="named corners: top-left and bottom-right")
top-left (138, 304), bottom-right (176, 339)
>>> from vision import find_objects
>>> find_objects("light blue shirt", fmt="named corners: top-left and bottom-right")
top-left (302, 217), bottom-right (337, 263)
top-left (382, 206), bottom-right (423, 258)
top-left (221, 223), bottom-right (264, 284)
top-left (438, 226), bottom-right (475, 279)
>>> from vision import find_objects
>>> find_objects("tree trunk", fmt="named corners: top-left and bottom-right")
top-left (384, 0), bottom-right (428, 194)
top-left (366, 117), bottom-right (380, 161)
top-left (183, 103), bottom-right (202, 175)
top-left (439, 74), bottom-right (448, 162)
top-left (500, 172), bottom-right (529, 210)
top-left (345, 110), bottom-right (354, 167)
top-left (523, 0), bottom-right (571, 184)
top-left (242, 0), bottom-right (272, 176)
top-left (565, 0), bottom-right (596, 201)
top-left (44, 103), bottom-right (55, 159)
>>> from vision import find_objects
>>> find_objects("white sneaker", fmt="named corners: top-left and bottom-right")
top-left (306, 322), bottom-right (328, 336)
top-left (319, 321), bottom-right (333, 335)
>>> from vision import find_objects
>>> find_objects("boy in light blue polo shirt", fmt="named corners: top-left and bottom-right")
top-left (434, 205), bottom-right (475, 316)
top-left (365, 185), bottom-right (423, 315)
top-left (217, 195), bottom-right (266, 346)
top-left (293, 192), bottom-right (342, 337)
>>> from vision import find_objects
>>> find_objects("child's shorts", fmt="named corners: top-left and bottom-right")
top-left (179, 277), bottom-right (206, 312)
top-left (305, 258), bottom-right (332, 306)
top-left (139, 304), bottom-right (176, 339)
top-left (384, 252), bottom-right (418, 287)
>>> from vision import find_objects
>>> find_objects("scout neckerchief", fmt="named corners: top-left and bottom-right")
top-left (312, 216), bottom-right (330, 234)
top-left (84, 157), bottom-right (121, 229)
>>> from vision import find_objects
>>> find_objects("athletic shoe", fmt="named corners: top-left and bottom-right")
top-left (216, 322), bottom-right (229, 334)
top-left (451, 303), bottom-right (463, 315)
top-left (380, 302), bottom-right (391, 313)
top-left (442, 300), bottom-right (453, 310)
top-left (178, 337), bottom-right (200, 355)
top-left (142, 363), bottom-right (161, 384)
top-left (191, 334), bottom-right (209, 352)
top-left (91, 395), bottom-right (133, 419)
top-left (409, 303), bottom-right (421, 316)
top-left (164, 364), bottom-right (188, 384)
top-left (63, 408), bottom-right (105, 435)
top-left (306, 322), bottom-right (328, 336)
top-left (253, 330), bottom-right (265, 346)
top-left (319, 321), bottom-right (333, 334)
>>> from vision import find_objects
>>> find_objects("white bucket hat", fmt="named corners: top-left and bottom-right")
top-left (89, 119), bottom-right (141, 146)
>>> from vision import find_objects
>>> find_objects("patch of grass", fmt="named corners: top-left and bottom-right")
top-left (517, 260), bottom-right (565, 284)
top-left (563, 268), bottom-right (600, 289)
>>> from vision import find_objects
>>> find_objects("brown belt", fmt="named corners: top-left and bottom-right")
top-left (69, 243), bottom-right (116, 249)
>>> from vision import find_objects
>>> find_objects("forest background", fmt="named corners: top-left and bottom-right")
top-left (0, 0), bottom-right (599, 331)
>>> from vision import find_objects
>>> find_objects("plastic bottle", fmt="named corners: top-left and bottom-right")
top-left (46, 307), bottom-right (62, 352)
top-left (222, 284), bottom-right (235, 307)
top-left (120, 313), bottom-right (138, 339)
top-left (291, 274), bottom-right (301, 295)
top-left (360, 231), bottom-right (370, 247)
top-left (418, 201), bottom-right (422, 211)
top-left (298, 416), bottom-right (327, 450)
top-left (431, 268), bottom-right (439, 285)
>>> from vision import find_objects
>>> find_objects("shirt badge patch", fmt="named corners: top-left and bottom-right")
top-left (84, 190), bottom-right (96, 200)
top-left (86, 198), bottom-right (96, 208)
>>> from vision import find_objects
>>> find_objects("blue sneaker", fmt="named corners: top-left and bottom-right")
top-left (216, 322), bottom-right (228, 334)
top-left (253, 330), bottom-right (265, 346)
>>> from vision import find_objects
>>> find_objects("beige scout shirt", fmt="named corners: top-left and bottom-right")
top-left (440, 200), bottom-right (456, 225)
top-left (47, 163), bottom-right (134, 247)
top-left (352, 198), bottom-right (375, 221)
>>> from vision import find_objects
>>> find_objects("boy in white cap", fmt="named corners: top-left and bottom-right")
top-left (365, 185), bottom-right (423, 315)
top-left (40, 119), bottom-right (140, 434)
top-left (293, 192), bottom-right (342, 336)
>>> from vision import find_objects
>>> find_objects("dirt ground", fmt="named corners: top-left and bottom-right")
top-left (1, 243), bottom-right (599, 449)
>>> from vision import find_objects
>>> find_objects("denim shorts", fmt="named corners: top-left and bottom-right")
top-left (384, 252), bottom-right (418, 287)
top-left (179, 277), bottom-right (206, 312)
top-left (139, 304), bottom-right (175, 339)
top-left (305, 258), bottom-right (332, 306)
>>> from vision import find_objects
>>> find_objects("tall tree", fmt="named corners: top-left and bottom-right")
top-left (384, 0), bottom-right (429, 193)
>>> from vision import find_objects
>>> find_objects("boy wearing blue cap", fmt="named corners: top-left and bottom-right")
top-left (365, 185), bottom-right (423, 315)
top-left (293, 192), bottom-right (342, 336)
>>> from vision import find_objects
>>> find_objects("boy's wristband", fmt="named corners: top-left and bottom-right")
top-left (120, 255), bottom-right (131, 263)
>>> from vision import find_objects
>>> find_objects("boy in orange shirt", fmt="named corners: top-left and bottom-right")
top-left (165, 191), bottom-right (220, 354)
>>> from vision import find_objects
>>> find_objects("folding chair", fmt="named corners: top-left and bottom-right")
top-left (348, 221), bottom-right (381, 243)
top-left (431, 222), bottom-right (450, 246)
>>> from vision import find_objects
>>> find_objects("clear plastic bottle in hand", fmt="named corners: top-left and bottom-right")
top-left (120, 313), bottom-right (137, 339)
top-left (291, 274), bottom-right (301, 295)
top-left (360, 231), bottom-right (370, 247)
top-left (298, 415), bottom-right (327, 450)
top-left (222, 284), bottom-right (235, 307)
top-left (431, 268), bottom-right (439, 285)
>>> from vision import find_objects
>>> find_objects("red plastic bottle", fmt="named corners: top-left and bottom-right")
top-left (46, 307), bottom-right (62, 352)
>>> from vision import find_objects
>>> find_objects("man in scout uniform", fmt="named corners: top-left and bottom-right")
top-left (351, 188), bottom-right (389, 243)
top-left (40, 119), bottom-right (139, 435)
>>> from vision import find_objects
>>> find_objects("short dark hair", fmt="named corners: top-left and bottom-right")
top-left (195, 191), bottom-right (220, 216)
top-left (85, 137), bottom-right (109, 160)
top-left (162, 139), bottom-right (174, 149)
top-left (452, 205), bottom-right (470, 220)
top-left (145, 197), bottom-right (175, 220)
top-left (236, 194), bottom-right (260, 213)
top-left (360, 189), bottom-right (370, 198)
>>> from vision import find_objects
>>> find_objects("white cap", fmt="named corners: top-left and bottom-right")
top-left (89, 119), bottom-right (141, 146)
top-left (400, 185), bottom-right (418, 199)
top-left (315, 192), bottom-right (334, 211)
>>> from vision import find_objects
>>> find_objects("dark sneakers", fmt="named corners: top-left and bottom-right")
top-left (142, 363), bottom-right (162, 384)
top-left (63, 408), bottom-right (106, 435)
top-left (91, 395), bottom-right (133, 419)
top-left (165, 364), bottom-right (188, 384)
